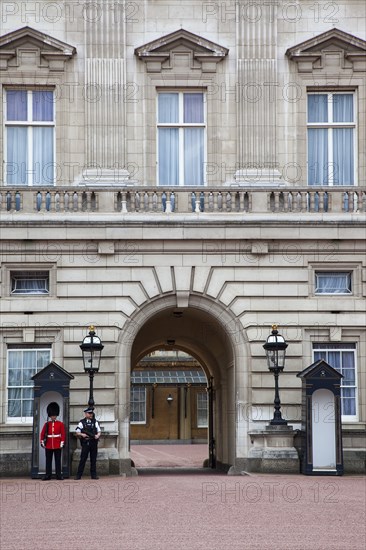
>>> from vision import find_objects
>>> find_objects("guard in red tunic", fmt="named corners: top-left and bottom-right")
top-left (40, 402), bottom-right (66, 480)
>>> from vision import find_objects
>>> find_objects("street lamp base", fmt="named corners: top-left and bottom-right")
top-left (269, 418), bottom-right (288, 426)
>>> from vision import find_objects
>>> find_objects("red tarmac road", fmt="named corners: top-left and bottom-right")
top-left (1, 445), bottom-right (365, 550)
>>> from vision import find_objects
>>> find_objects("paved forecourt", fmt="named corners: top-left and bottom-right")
top-left (1, 471), bottom-right (365, 550)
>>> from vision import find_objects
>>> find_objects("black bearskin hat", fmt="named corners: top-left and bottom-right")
top-left (47, 402), bottom-right (60, 417)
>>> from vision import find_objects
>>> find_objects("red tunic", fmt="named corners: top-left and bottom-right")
top-left (40, 420), bottom-right (66, 450)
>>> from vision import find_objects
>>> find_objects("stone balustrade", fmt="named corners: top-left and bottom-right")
top-left (0, 186), bottom-right (365, 215)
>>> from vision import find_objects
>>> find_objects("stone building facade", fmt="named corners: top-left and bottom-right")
top-left (0, 0), bottom-right (365, 476)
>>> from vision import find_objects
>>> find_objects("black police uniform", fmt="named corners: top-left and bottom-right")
top-left (75, 415), bottom-right (100, 479)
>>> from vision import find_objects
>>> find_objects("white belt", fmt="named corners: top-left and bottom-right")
top-left (47, 434), bottom-right (61, 438)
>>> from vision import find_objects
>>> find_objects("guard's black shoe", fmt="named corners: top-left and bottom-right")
top-left (74, 475), bottom-right (81, 480)
top-left (42, 476), bottom-right (51, 481)
top-left (56, 476), bottom-right (64, 480)
top-left (91, 476), bottom-right (99, 480)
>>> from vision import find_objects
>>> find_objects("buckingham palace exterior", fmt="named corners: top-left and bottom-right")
top-left (0, 0), bottom-right (365, 477)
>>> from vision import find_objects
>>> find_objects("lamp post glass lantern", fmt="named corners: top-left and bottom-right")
top-left (80, 326), bottom-right (104, 407)
top-left (263, 325), bottom-right (288, 425)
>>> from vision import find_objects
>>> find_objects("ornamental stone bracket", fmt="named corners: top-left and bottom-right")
top-left (0, 26), bottom-right (76, 72)
top-left (286, 27), bottom-right (366, 73)
top-left (134, 28), bottom-right (229, 73)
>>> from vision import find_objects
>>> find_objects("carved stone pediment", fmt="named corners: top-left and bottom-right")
top-left (0, 26), bottom-right (76, 72)
top-left (135, 28), bottom-right (228, 73)
top-left (286, 28), bottom-right (366, 73)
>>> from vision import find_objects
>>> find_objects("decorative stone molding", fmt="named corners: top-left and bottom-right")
top-left (135, 28), bottom-right (228, 73)
top-left (286, 28), bottom-right (366, 73)
top-left (0, 26), bottom-right (76, 72)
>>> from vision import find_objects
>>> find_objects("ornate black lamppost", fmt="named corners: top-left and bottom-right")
top-left (80, 326), bottom-right (104, 407)
top-left (263, 325), bottom-right (288, 426)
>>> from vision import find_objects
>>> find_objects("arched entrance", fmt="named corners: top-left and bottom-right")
top-left (115, 295), bottom-right (250, 475)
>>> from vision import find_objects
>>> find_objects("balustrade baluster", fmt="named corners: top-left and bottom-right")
top-left (217, 192), bottom-right (222, 211)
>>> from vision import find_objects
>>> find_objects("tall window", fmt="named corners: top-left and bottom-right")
top-left (157, 92), bottom-right (205, 186)
top-left (5, 89), bottom-right (55, 186)
top-left (307, 92), bottom-right (355, 186)
top-left (7, 347), bottom-right (51, 422)
top-left (197, 392), bottom-right (208, 428)
top-left (313, 343), bottom-right (357, 419)
top-left (130, 387), bottom-right (146, 424)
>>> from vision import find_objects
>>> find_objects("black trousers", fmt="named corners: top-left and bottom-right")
top-left (77, 440), bottom-right (98, 477)
top-left (45, 448), bottom-right (62, 477)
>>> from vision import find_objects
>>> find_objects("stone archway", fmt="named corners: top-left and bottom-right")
top-left (115, 294), bottom-right (250, 475)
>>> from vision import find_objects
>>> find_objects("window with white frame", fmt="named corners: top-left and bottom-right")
top-left (313, 343), bottom-right (357, 419)
top-left (7, 347), bottom-right (51, 422)
top-left (157, 91), bottom-right (206, 186)
top-left (307, 92), bottom-right (355, 186)
top-left (5, 89), bottom-right (55, 186)
top-left (130, 386), bottom-right (146, 424)
top-left (197, 391), bottom-right (208, 428)
top-left (11, 270), bottom-right (49, 295)
top-left (315, 271), bottom-right (352, 294)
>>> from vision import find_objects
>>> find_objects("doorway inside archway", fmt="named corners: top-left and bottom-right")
top-left (130, 349), bottom-right (213, 470)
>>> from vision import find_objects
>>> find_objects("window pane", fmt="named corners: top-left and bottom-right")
top-left (333, 94), bottom-right (353, 123)
top-left (37, 350), bottom-right (51, 366)
top-left (158, 128), bottom-right (179, 185)
top-left (308, 94), bottom-right (328, 123)
top-left (333, 128), bottom-right (354, 185)
top-left (184, 128), bottom-right (204, 185)
top-left (315, 272), bottom-right (351, 294)
top-left (158, 93), bottom-right (179, 123)
top-left (8, 399), bottom-right (21, 417)
top-left (23, 400), bottom-right (33, 417)
top-left (8, 367), bottom-right (21, 386)
top-left (308, 129), bottom-right (328, 185)
top-left (33, 91), bottom-right (54, 121)
top-left (6, 127), bottom-right (28, 185)
top-left (33, 127), bottom-right (54, 185)
top-left (130, 387), bottom-right (146, 422)
top-left (9, 350), bottom-right (22, 370)
top-left (197, 392), bottom-right (208, 427)
top-left (7, 90), bottom-right (27, 121)
top-left (11, 271), bottom-right (49, 294)
top-left (184, 93), bottom-right (204, 123)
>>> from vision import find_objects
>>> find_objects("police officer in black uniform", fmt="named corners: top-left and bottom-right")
top-left (74, 407), bottom-right (101, 480)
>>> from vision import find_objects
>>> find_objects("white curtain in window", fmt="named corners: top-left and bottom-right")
top-left (333, 128), bottom-right (354, 185)
top-left (8, 351), bottom-right (22, 417)
top-left (308, 128), bottom-right (328, 185)
top-left (34, 127), bottom-right (54, 185)
top-left (316, 272), bottom-right (350, 293)
top-left (308, 94), bottom-right (328, 123)
top-left (333, 94), bottom-right (353, 122)
top-left (184, 93), bottom-right (204, 123)
top-left (329, 351), bottom-right (355, 416)
top-left (314, 346), bottom-right (356, 417)
top-left (184, 128), bottom-right (204, 186)
top-left (7, 90), bottom-right (27, 121)
top-left (159, 128), bottom-right (179, 186)
top-left (13, 278), bottom-right (48, 293)
top-left (7, 127), bottom-right (28, 185)
top-left (33, 91), bottom-right (53, 121)
top-left (8, 349), bottom-right (50, 418)
top-left (158, 93), bottom-right (179, 123)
